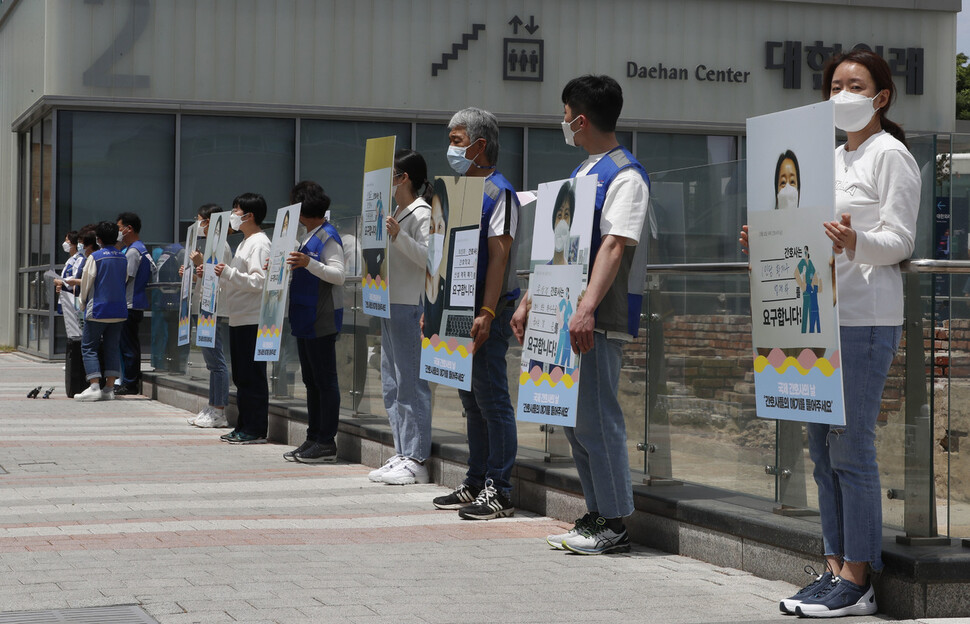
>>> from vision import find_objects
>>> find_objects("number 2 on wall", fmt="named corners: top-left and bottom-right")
top-left (82, 0), bottom-right (151, 88)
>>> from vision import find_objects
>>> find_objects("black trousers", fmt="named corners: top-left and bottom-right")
top-left (229, 324), bottom-right (268, 437)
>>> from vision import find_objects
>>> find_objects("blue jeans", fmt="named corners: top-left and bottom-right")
top-left (807, 325), bottom-right (901, 572)
top-left (458, 308), bottom-right (517, 497)
top-left (297, 334), bottom-right (340, 443)
top-left (81, 320), bottom-right (123, 382)
top-left (381, 304), bottom-right (432, 461)
top-left (564, 332), bottom-right (634, 519)
top-left (201, 321), bottom-right (229, 408)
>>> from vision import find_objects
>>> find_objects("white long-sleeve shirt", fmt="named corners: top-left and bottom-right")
top-left (835, 131), bottom-right (920, 326)
top-left (219, 231), bottom-right (271, 327)
top-left (389, 198), bottom-right (431, 305)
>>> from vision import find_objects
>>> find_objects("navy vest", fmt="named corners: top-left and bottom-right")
top-left (128, 240), bottom-right (154, 310)
top-left (571, 146), bottom-right (650, 337)
top-left (289, 222), bottom-right (344, 339)
top-left (476, 171), bottom-right (520, 311)
top-left (89, 247), bottom-right (129, 320)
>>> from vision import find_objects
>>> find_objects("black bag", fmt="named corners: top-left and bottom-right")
top-left (65, 338), bottom-right (86, 398)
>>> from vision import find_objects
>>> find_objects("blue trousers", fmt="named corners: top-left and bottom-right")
top-left (807, 325), bottom-right (901, 571)
top-left (564, 332), bottom-right (634, 519)
top-left (381, 304), bottom-right (432, 461)
top-left (458, 308), bottom-right (517, 497)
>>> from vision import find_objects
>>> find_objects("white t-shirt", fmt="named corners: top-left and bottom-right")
top-left (575, 153), bottom-right (650, 244)
top-left (835, 131), bottom-right (920, 326)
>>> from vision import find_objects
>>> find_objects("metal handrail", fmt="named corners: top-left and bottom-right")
top-left (516, 259), bottom-right (970, 279)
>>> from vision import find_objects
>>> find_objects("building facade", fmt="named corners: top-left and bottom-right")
top-left (0, 0), bottom-right (958, 356)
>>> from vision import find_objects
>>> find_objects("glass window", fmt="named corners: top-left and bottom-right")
top-left (28, 123), bottom-right (43, 267)
top-left (180, 115), bottom-right (293, 238)
top-left (416, 123), bottom-right (524, 192)
top-left (57, 111), bottom-right (176, 245)
top-left (636, 133), bottom-right (738, 175)
top-left (300, 120), bottom-right (411, 222)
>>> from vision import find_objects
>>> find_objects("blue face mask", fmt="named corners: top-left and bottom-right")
top-left (447, 144), bottom-right (474, 175)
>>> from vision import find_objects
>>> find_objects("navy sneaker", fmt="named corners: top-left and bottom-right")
top-left (795, 576), bottom-right (877, 618)
top-left (779, 565), bottom-right (834, 614)
top-left (227, 432), bottom-right (267, 445)
top-left (294, 440), bottom-right (337, 463)
top-left (283, 440), bottom-right (314, 462)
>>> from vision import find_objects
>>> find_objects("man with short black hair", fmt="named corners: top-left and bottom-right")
top-left (513, 75), bottom-right (651, 554)
top-left (75, 221), bottom-right (128, 402)
top-left (282, 181), bottom-right (345, 464)
top-left (430, 107), bottom-right (521, 520)
top-left (116, 212), bottom-right (155, 395)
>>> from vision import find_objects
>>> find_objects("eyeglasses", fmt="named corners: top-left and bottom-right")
top-left (392, 171), bottom-right (404, 179)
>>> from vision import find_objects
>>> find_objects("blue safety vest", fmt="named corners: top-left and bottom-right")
top-left (89, 247), bottom-right (129, 320)
top-left (477, 171), bottom-right (520, 311)
top-left (128, 240), bottom-right (153, 310)
top-left (571, 146), bottom-right (651, 337)
top-left (289, 222), bottom-right (344, 339)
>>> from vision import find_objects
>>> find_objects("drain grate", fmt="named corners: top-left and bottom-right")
top-left (0, 605), bottom-right (159, 623)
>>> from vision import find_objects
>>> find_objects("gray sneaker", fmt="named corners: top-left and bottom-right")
top-left (561, 516), bottom-right (630, 555)
top-left (546, 512), bottom-right (596, 550)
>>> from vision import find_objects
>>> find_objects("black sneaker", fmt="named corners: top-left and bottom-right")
top-left (227, 432), bottom-right (267, 445)
top-left (283, 440), bottom-right (314, 462)
top-left (780, 565), bottom-right (834, 614)
top-left (294, 440), bottom-right (337, 463)
top-left (114, 384), bottom-right (139, 396)
top-left (220, 430), bottom-right (240, 442)
top-left (458, 479), bottom-right (514, 520)
top-left (432, 482), bottom-right (482, 510)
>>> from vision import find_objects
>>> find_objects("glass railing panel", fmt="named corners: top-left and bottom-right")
top-left (644, 272), bottom-right (775, 499)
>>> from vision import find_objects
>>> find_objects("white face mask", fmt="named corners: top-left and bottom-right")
top-left (561, 117), bottom-right (581, 147)
top-left (554, 219), bottom-right (571, 252)
top-left (62, 241), bottom-right (72, 253)
top-left (776, 185), bottom-right (799, 210)
top-left (427, 233), bottom-right (445, 275)
top-left (831, 90), bottom-right (878, 132)
top-left (229, 213), bottom-right (244, 231)
top-left (447, 144), bottom-right (474, 175)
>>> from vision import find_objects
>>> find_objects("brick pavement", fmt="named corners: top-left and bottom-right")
top-left (0, 352), bottom-right (938, 623)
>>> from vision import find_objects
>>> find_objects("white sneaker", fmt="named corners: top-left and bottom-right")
top-left (101, 388), bottom-right (115, 401)
top-left (209, 410), bottom-right (229, 428)
top-left (188, 406), bottom-right (210, 426)
top-left (382, 458), bottom-right (430, 485)
top-left (75, 385), bottom-right (103, 402)
top-left (368, 455), bottom-right (402, 482)
top-left (193, 410), bottom-right (215, 428)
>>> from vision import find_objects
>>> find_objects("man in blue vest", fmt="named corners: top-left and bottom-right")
top-left (75, 221), bottom-right (129, 402)
top-left (513, 75), bottom-right (651, 554)
top-left (116, 212), bottom-right (154, 395)
top-left (282, 180), bottom-right (346, 463)
top-left (431, 107), bottom-right (521, 520)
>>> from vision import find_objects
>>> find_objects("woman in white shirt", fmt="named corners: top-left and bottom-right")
top-left (368, 149), bottom-right (434, 485)
top-left (746, 49), bottom-right (920, 619)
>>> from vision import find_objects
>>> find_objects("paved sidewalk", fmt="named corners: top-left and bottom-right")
top-left (0, 353), bottom-right (948, 623)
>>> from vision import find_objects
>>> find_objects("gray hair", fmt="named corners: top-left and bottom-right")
top-left (448, 107), bottom-right (500, 166)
